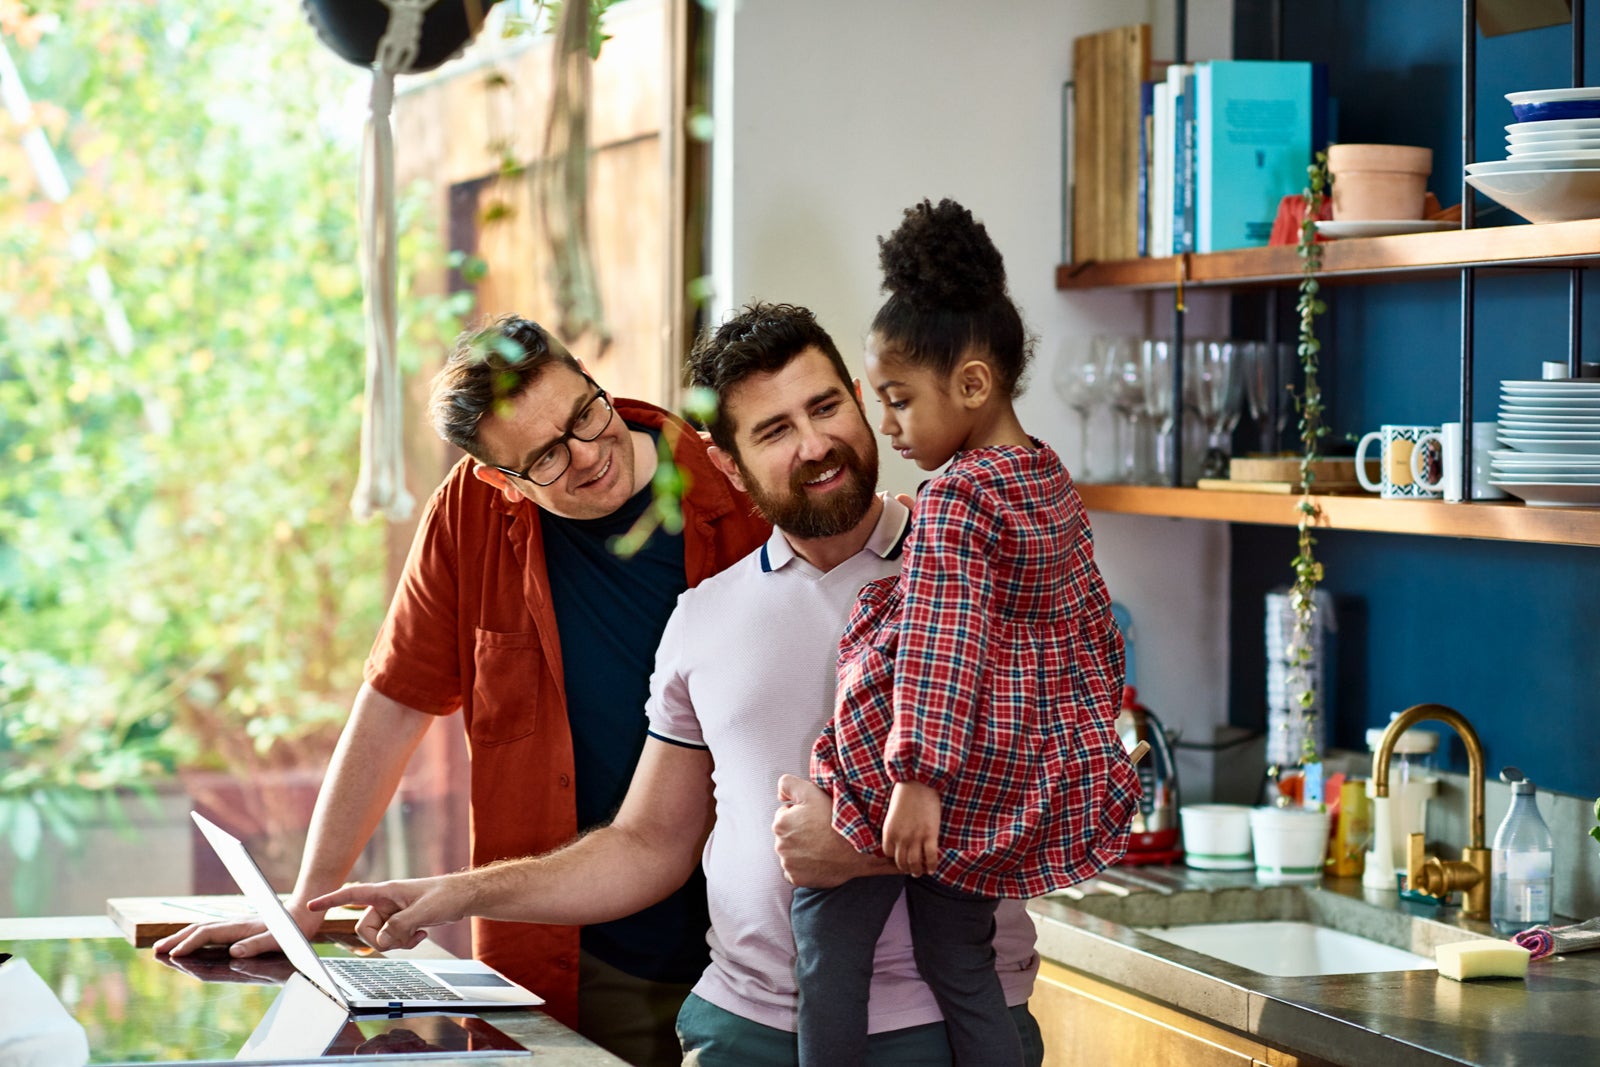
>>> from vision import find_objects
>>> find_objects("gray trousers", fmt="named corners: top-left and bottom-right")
top-left (790, 875), bottom-right (1024, 1067)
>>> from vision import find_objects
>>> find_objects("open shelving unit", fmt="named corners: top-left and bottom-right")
top-left (1060, 3), bottom-right (1600, 548)
top-left (1061, 219), bottom-right (1600, 545)
top-left (1057, 220), bottom-right (1600, 291)
top-left (1076, 484), bottom-right (1600, 547)
top-left (1061, 215), bottom-right (1600, 545)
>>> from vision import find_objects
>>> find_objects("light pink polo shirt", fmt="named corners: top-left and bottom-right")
top-left (646, 495), bottom-right (1040, 1034)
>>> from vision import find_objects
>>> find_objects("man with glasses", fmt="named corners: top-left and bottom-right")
top-left (307, 303), bottom-right (1045, 1067)
top-left (157, 314), bottom-right (772, 1067)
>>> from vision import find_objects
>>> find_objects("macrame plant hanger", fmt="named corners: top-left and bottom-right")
top-left (349, 0), bottom-right (437, 523)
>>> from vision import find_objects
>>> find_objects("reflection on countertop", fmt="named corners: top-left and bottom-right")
top-left (0, 915), bottom-right (626, 1066)
top-left (1028, 865), bottom-right (1600, 1067)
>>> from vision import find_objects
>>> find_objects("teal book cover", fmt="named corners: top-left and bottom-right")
top-left (1195, 60), bottom-right (1326, 253)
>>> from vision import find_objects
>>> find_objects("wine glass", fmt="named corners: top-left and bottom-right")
top-left (1141, 339), bottom-right (1176, 485)
top-left (1052, 339), bottom-right (1108, 481)
top-left (1099, 335), bottom-right (1148, 483)
top-left (1186, 339), bottom-right (1243, 479)
top-left (1241, 340), bottom-right (1297, 453)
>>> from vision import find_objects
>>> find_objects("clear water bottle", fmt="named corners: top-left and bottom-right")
top-left (1491, 767), bottom-right (1554, 935)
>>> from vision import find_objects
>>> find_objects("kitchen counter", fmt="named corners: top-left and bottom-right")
top-left (0, 914), bottom-right (626, 1066)
top-left (1027, 865), bottom-right (1600, 1067)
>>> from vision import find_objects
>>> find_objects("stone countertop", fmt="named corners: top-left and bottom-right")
top-left (0, 914), bottom-right (628, 1067)
top-left (1026, 866), bottom-right (1600, 1067)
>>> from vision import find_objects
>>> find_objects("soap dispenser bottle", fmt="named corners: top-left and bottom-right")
top-left (1491, 767), bottom-right (1554, 935)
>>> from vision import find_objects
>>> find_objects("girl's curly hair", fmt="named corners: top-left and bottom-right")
top-left (871, 198), bottom-right (1032, 396)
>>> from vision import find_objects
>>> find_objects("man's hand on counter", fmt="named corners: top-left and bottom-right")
top-left (152, 900), bottom-right (317, 960)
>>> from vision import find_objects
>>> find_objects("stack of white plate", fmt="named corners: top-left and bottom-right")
top-left (1465, 89), bottom-right (1600, 223)
top-left (1492, 379), bottom-right (1600, 506)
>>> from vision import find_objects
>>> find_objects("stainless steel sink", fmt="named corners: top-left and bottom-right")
top-left (1136, 920), bottom-right (1435, 976)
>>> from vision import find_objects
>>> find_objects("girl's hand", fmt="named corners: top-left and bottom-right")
top-left (883, 781), bottom-right (942, 876)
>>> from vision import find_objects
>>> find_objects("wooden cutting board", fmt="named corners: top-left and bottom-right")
top-left (1227, 456), bottom-right (1364, 484)
top-left (1196, 478), bottom-right (1366, 494)
top-left (107, 895), bottom-right (364, 947)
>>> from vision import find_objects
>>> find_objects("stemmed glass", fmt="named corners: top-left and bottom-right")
top-left (1052, 339), bottom-right (1108, 481)
top-left (1099, 335), bottom-right (1149, 483)
top-left (1141, 339), bottom-right (1176, 485)
top-left (1241, 340), bottom-right (1297, 453)
top-left (1186, 339), bottom-right (1243, 479)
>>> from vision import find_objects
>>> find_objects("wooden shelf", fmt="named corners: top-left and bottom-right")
top-left (1078, 484), bottom-right (1600, 547)
top-left (1055, 220), bottom-right (1600, 291)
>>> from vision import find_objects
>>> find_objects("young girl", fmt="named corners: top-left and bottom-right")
top-left (790, 199), bottom-right (1140, 1067)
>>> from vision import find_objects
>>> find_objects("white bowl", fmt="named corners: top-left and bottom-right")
top-left (1508, 144), bottom-right (1600, 159)
top-left (1508, 88), bottom-right (1600, 122)
top-left (1508, 131), bottom-right (1600, 146)
top-left (1466, 168), bottom-right (1600, 222)
top-left (1467, 156), bottom-right (1600, 174)
top-left (1508, 86), bottom-right (1600, 106)
top-left (1249, 806), bottom-right (1330, 884)
top-left (1507, 117), bottom-right (1600, 134)
top-left (1180, 804), bottom-right (1254, 870)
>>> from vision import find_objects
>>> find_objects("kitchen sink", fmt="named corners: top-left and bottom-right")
top-left (1136, 920), bottom-right (1436, 976)
top-left (1055, 879), bottom-right (1495, 978)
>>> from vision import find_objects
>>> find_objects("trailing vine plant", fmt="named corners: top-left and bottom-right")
top-left (1285, 150), bottom-right (1332, 786)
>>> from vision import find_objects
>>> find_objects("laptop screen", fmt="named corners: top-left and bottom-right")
top-left (190, 811), bottom-right (349, 1007)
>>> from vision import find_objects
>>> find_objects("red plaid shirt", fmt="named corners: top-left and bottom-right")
top-left (811, 441), bottom-right (1141, 898)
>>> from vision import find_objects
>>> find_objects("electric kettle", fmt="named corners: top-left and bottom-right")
top-left (1115, 685), bottom-right (1183, 864)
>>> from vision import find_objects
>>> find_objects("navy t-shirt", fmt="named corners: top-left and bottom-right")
top-left (539, 427), bottom-right (709, 982)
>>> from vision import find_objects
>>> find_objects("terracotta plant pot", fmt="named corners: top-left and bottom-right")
top-left (1327, 143), bottom-right (1433, 221)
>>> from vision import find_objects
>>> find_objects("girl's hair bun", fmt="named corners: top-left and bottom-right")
top-left (877, 198), bottom-right (1007, 311)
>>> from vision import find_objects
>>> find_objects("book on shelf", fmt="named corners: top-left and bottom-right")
top-left (1136, 80), bottom-right (1154, 257)
top-left (1194, 60), bottom-right (1328, 253)
top-left (1170, 63), bottom-right (1197, 254)
top-left (1070, 22), bottom-right (1151, 262)
top-left (1061, 80), bottom-right (1074, 265)
top-left (1149, 78), bottom-right (1172, 257)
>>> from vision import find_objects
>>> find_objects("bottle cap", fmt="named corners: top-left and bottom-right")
top-left (1501, 766), bottom-right (1536, 795)
top-left (1365, 712), bottom-right (1440, 756)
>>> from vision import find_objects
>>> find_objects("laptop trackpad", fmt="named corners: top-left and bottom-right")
top-left (441, 972), bottom-right (512, 987)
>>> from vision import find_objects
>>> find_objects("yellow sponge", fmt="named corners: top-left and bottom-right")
top-left (1435, 940), bottom-right (1531, 981)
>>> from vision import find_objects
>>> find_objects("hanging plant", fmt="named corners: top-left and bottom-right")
top-left (1286, 150), bottom-right (1331, 778)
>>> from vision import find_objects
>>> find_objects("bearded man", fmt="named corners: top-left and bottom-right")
top-left (309, 303), bottom-right (1044, 1067)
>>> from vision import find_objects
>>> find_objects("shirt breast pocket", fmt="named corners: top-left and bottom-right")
top-left (469, 628), bottom-right (544, 747)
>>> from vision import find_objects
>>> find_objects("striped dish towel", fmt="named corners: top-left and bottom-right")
top-left (1511, 916), bottom-right (1600, 960)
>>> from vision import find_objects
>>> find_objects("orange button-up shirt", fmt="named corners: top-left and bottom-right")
top-left (364, 399), bottom-right (770, 1029)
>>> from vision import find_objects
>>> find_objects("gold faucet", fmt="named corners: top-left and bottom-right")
top-left (1371, 703), bottom-right (1490, 920)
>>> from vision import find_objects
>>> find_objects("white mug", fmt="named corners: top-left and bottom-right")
top-left (1410, 422), bottom-right (1508, 502)
top-left (1355, 425), bottom-right (1441, 499)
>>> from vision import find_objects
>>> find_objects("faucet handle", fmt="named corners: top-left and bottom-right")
top-left (1405, 832), bottom-right (1428, 887)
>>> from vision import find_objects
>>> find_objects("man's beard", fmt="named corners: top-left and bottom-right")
top-left (739, 441), bottom-right (879, 540)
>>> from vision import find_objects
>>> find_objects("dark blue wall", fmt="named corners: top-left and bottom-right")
top-left (1226, 6), bottom-right (1600, 797)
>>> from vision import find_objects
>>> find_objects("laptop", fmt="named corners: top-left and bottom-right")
top-left (190, 811), bottom-right (544, 1012)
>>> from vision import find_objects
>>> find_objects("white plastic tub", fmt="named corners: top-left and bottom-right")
top-left (1180, 804), bottom-right (1254, 871)
top-left (1249, 806), bottom-right (1331, 884)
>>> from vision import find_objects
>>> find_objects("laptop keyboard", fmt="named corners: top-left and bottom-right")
top-left (325, 957), bottom-right (463, 1001)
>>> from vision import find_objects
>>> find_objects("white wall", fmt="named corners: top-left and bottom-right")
top-left (712, 0), bottom-right (1239, 795)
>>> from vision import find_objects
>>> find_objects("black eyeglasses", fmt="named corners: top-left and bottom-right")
top-left (493, 378), bottom-right (615, 487)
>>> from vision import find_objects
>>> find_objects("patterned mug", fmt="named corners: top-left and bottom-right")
top-left (1355, 424), bottom-right (1441, 499)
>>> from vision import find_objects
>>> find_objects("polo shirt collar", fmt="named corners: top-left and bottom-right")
top-left (759, 493), bottom-right (911, 573)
